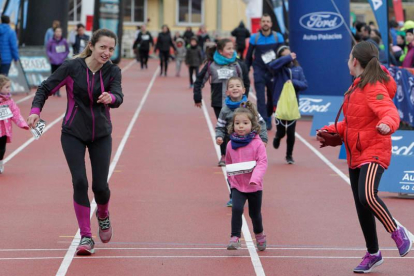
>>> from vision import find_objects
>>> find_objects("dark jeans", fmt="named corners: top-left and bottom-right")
top-left (139, 49), bottom-right (149, 68)
top-left (275, 119), bottom-right (296, 157)
top-left (188, 66), bottom-right (199, 85)
top-left (0, 63), bottom-right (11, 76)
top-left (231, 189), bottom-right (263, 237)
top-left (0, 136), bottom-right (6, 160)
top-left (349, 163), bottom-right (397, 254)
top-left (253, 71), bottom-right (274, 121)
top-left (51, 64), bottom-right (62, 96)
top-left (61, 133), bottom-right (112, 207)
top-left (159, 50), bottom-right (170, 74)
top-left (213, 106), bottom-right (227, 156)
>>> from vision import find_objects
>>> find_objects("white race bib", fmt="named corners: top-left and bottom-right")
top-left (142, 34), bottom-right (150, 40)
top-left (217, 68), bottom-right (234, 80)
top-left (261, 50), bottom-right (276, 64)
top-left (0, 105), bottom-right (12, 120)
top-left (226, 161), bottom-right (257, 176)
top-left (30, 119), bottom-right (46, 140)
top-left (80, 39), bottom-right (86, 48)
top-left (55, 45), bottom-right (66, 53)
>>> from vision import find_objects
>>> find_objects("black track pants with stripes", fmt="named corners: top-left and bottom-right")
top-left (349, 163), bottom-right (397, 254)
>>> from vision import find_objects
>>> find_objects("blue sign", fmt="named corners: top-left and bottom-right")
top-left (309, 111), bottom-right (343, 136)
top-left (289, 0), bottom-right (352, 96)
top-left (299, 95), bottom-right (343, 116)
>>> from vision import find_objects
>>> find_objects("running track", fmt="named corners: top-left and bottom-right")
top-left (0, 59), bottom-right (413, 276)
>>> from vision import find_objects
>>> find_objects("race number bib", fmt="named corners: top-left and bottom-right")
top-left (226, 161), bottom-right (257, 176)
top-left (142, 34), bottom-right (150, 41)
top-left (261, 50), bottom-right (276, 64)
top-left (217, 68), bottom-right (234, 80)
top-left (0, 105), bottom-right (13, 120)
top-left (55, 45), bottom-right (66, 53)
top-left (80, 39), bottom-right (86, 48)
top-left (30, 119), bottom-right (46, 140)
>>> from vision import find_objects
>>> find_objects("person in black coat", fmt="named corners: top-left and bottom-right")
top-left (154, 25), bottom-right (176, 76)
top-left (132, 25), bottom-right (154, 69)
top-left (183, 27), bottom-right (194, 47)
top-left (231, 21), bottom-right (251, 60)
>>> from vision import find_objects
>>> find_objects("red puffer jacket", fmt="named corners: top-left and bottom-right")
top-left (323, 69), bottom-right (400, 169)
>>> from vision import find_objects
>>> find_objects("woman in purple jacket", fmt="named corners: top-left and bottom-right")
top-left (46, 27), bottom-right (69, 97)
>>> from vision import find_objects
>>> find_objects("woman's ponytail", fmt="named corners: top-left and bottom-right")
top-left (205, 45), bottom-right (217, 62)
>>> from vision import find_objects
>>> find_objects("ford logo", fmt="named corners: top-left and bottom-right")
top-left (299, 12), bottom-right (344, 31)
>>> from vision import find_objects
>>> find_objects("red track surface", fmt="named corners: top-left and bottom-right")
top-left (0, 59), bottom-right (412, 276)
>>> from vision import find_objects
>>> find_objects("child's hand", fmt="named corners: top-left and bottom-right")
top-left (377, 123), bottom-right (390, 135)
top-left (194, 102), bottom-right (202, 108)
top-left (97, 92), bottom-right (113, 104)
top-left (291, 52), bottom-right (297, 60)
top-left (216, 137), bottom-right (223, 145)
top-left (316, 129), bottom-right (327, 142)
top-left (27, 114), bottom-right (39, 129)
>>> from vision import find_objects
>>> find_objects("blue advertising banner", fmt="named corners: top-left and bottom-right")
top-left (309, 112), bottom-right (343, 136)
top-left (289, 0), bottom-right (352, 96)
top-left (368, 0), bottom-right (389, 65)
top-left (387, 67), bottom-right (414, 127)
top-left (299, 95), bottom-right (343, 116)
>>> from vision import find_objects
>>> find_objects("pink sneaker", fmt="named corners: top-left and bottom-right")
top-left (96, 212), bottom-right (113, 243)
top-left (255, 233), bottom-right (267, 251)
top-left (227, 236), bottom-right (241, 250)
top-left (76, 237), bottom-right (95, 255)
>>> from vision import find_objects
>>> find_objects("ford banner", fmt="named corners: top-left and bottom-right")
top-left (289, 0), bottom-right (352, 97)
top-left (298, 95), bottom-right (343, 116)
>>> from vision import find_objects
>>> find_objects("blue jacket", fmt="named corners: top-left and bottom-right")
top-left (245, 30), bottom-right (284, 72)
top-left (268, 55), bottom-right (308, 106)
top-left (0, 24), bottom-right (19, 64)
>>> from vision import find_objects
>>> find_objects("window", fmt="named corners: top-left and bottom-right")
top-left (69, 0), bottom-right (82, 23)
top-left (177, 0), bottom-right (203, 26)
top-left (124, 0), bottom-right (147, 24)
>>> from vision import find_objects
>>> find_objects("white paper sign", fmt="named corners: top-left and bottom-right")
top-left (226, 161), bottom-right (257, 176)
top-left (30, 119), bottom-right (46, 140)
top-left (261, 50), bottom-right (276, 64)
top-left (0, 105), bottom-right (13, 121)
top-left (217, 68), bottom-right (234, 80)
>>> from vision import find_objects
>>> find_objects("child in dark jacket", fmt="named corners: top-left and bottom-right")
top-left (185, 37), bottom-right (203, 87)
top-left (268, 46), bottom-right (308, 164)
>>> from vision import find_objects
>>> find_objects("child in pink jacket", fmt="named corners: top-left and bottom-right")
top-left (0, 75), bottom-right (29, 173)
top-left (225, 101), bottom-right (268, 251)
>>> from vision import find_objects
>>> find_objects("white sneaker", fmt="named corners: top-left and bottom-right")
top-left (0, 161), bottom-right (4, 174)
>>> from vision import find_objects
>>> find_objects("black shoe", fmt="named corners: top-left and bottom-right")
top-left (273, 137), bottom-right (280, 149)
top-left (286, 156), bottom-right (295, 164)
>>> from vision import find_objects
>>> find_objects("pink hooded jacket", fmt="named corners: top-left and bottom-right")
top-left (225, 135), bottom-right (268, 193)
top-left (0, 98), bottom-right (29, 143)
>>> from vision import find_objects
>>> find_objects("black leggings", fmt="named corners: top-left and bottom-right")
top-left (139, 49), bottom-right (149, 68)
top-left (275, 119), bottom-right (296, 157)
top-left (189, 66), bottom-right (199, 85)
top-left (61, 133), bottom-right (112, 207)
top-left (159, 50), bottom-right (170, 74)
top-left (349, 163), bottom-right (397, 254)
top-left (231, 189), bottom-right (263, 237)
top-left (0, 136), bottom-right (6, 160)
top-left (213, 107), bottom-right (227, 156)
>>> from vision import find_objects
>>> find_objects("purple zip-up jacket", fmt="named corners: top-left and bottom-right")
top-left (225, 135), bottom-right (268, 193)
top-left (46, 37), bottom-right (69, 65)
top-left (30, 58), bottom-right (123, 142)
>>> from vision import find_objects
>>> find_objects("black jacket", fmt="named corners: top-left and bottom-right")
top-left (193, 59), bottom-right (250, 108)
top-left (185, 45), bottom-right (203, 67)
top-left (231, 22), bottom-right (251, 50)
top-left (183, 30), bottom-right (194, 46)
top-left (133, 31), bottom-right (154, 51)
top-left (155, 32), bottom-right (176, 52)
top-left (30, 58), bottom-right (123, 142)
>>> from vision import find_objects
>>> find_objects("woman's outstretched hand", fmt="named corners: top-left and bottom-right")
top-left (27, 114), bottom-right (39, 129)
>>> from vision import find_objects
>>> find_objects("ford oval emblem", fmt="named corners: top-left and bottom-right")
top-left (299, 12), bottom-right (344, 31)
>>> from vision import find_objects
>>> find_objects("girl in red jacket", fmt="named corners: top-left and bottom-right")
top-left (317, 41), bottom-right (412, 273)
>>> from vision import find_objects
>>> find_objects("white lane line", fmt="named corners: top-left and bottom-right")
top-left (15, 93), bottom-right (35, 104)
top-left (201, 100), bottom-right (266, 276)
top-left (295, 132), bottom-right (414, 240)
top-left (3, 255), bottom-right (414, 261)
top-left (56, 64), bottom-right (158, 276)
top-left (3, 114), bottom-right (65, 164)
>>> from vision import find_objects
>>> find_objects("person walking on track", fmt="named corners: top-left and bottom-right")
top-left (132, 25), bottom-right (154, 70)
top-left (225, 101), bottom-right (268, 251)
top-left (245, 13), bottom-right (284, 131)
top-left (231, 21), bottom-right (250, 61)
top-left (154, 25), bottom-right (176, 76)
top-left (27, 28), bottom-right (123, 256)
top-left (193, 38), bottom-right (250, 167)
top-left (268, 46), bottom-right (308, 164)
top-left (317, 41), bottom-right (412, 274)
top-left (215, 77), bottom-right (267, 207)
top-left (0, 75), bottom-right (29, 174)
top-left (185, 36), bottom-right (202, 88)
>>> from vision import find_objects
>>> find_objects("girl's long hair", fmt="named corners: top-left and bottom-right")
top-left (205, 38), bottom-right (232, 62)
top-left (352, 41), bottom-right (389, 89)
top-left (227, 101), bottom-right (261, 134)
top-left (0, 75), bottom-right (10, 91)
top-left (74, 28), bottom-right (118, 59)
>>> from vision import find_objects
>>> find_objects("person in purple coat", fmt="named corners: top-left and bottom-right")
top-left (46, 27), bottom-right (70, 97)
